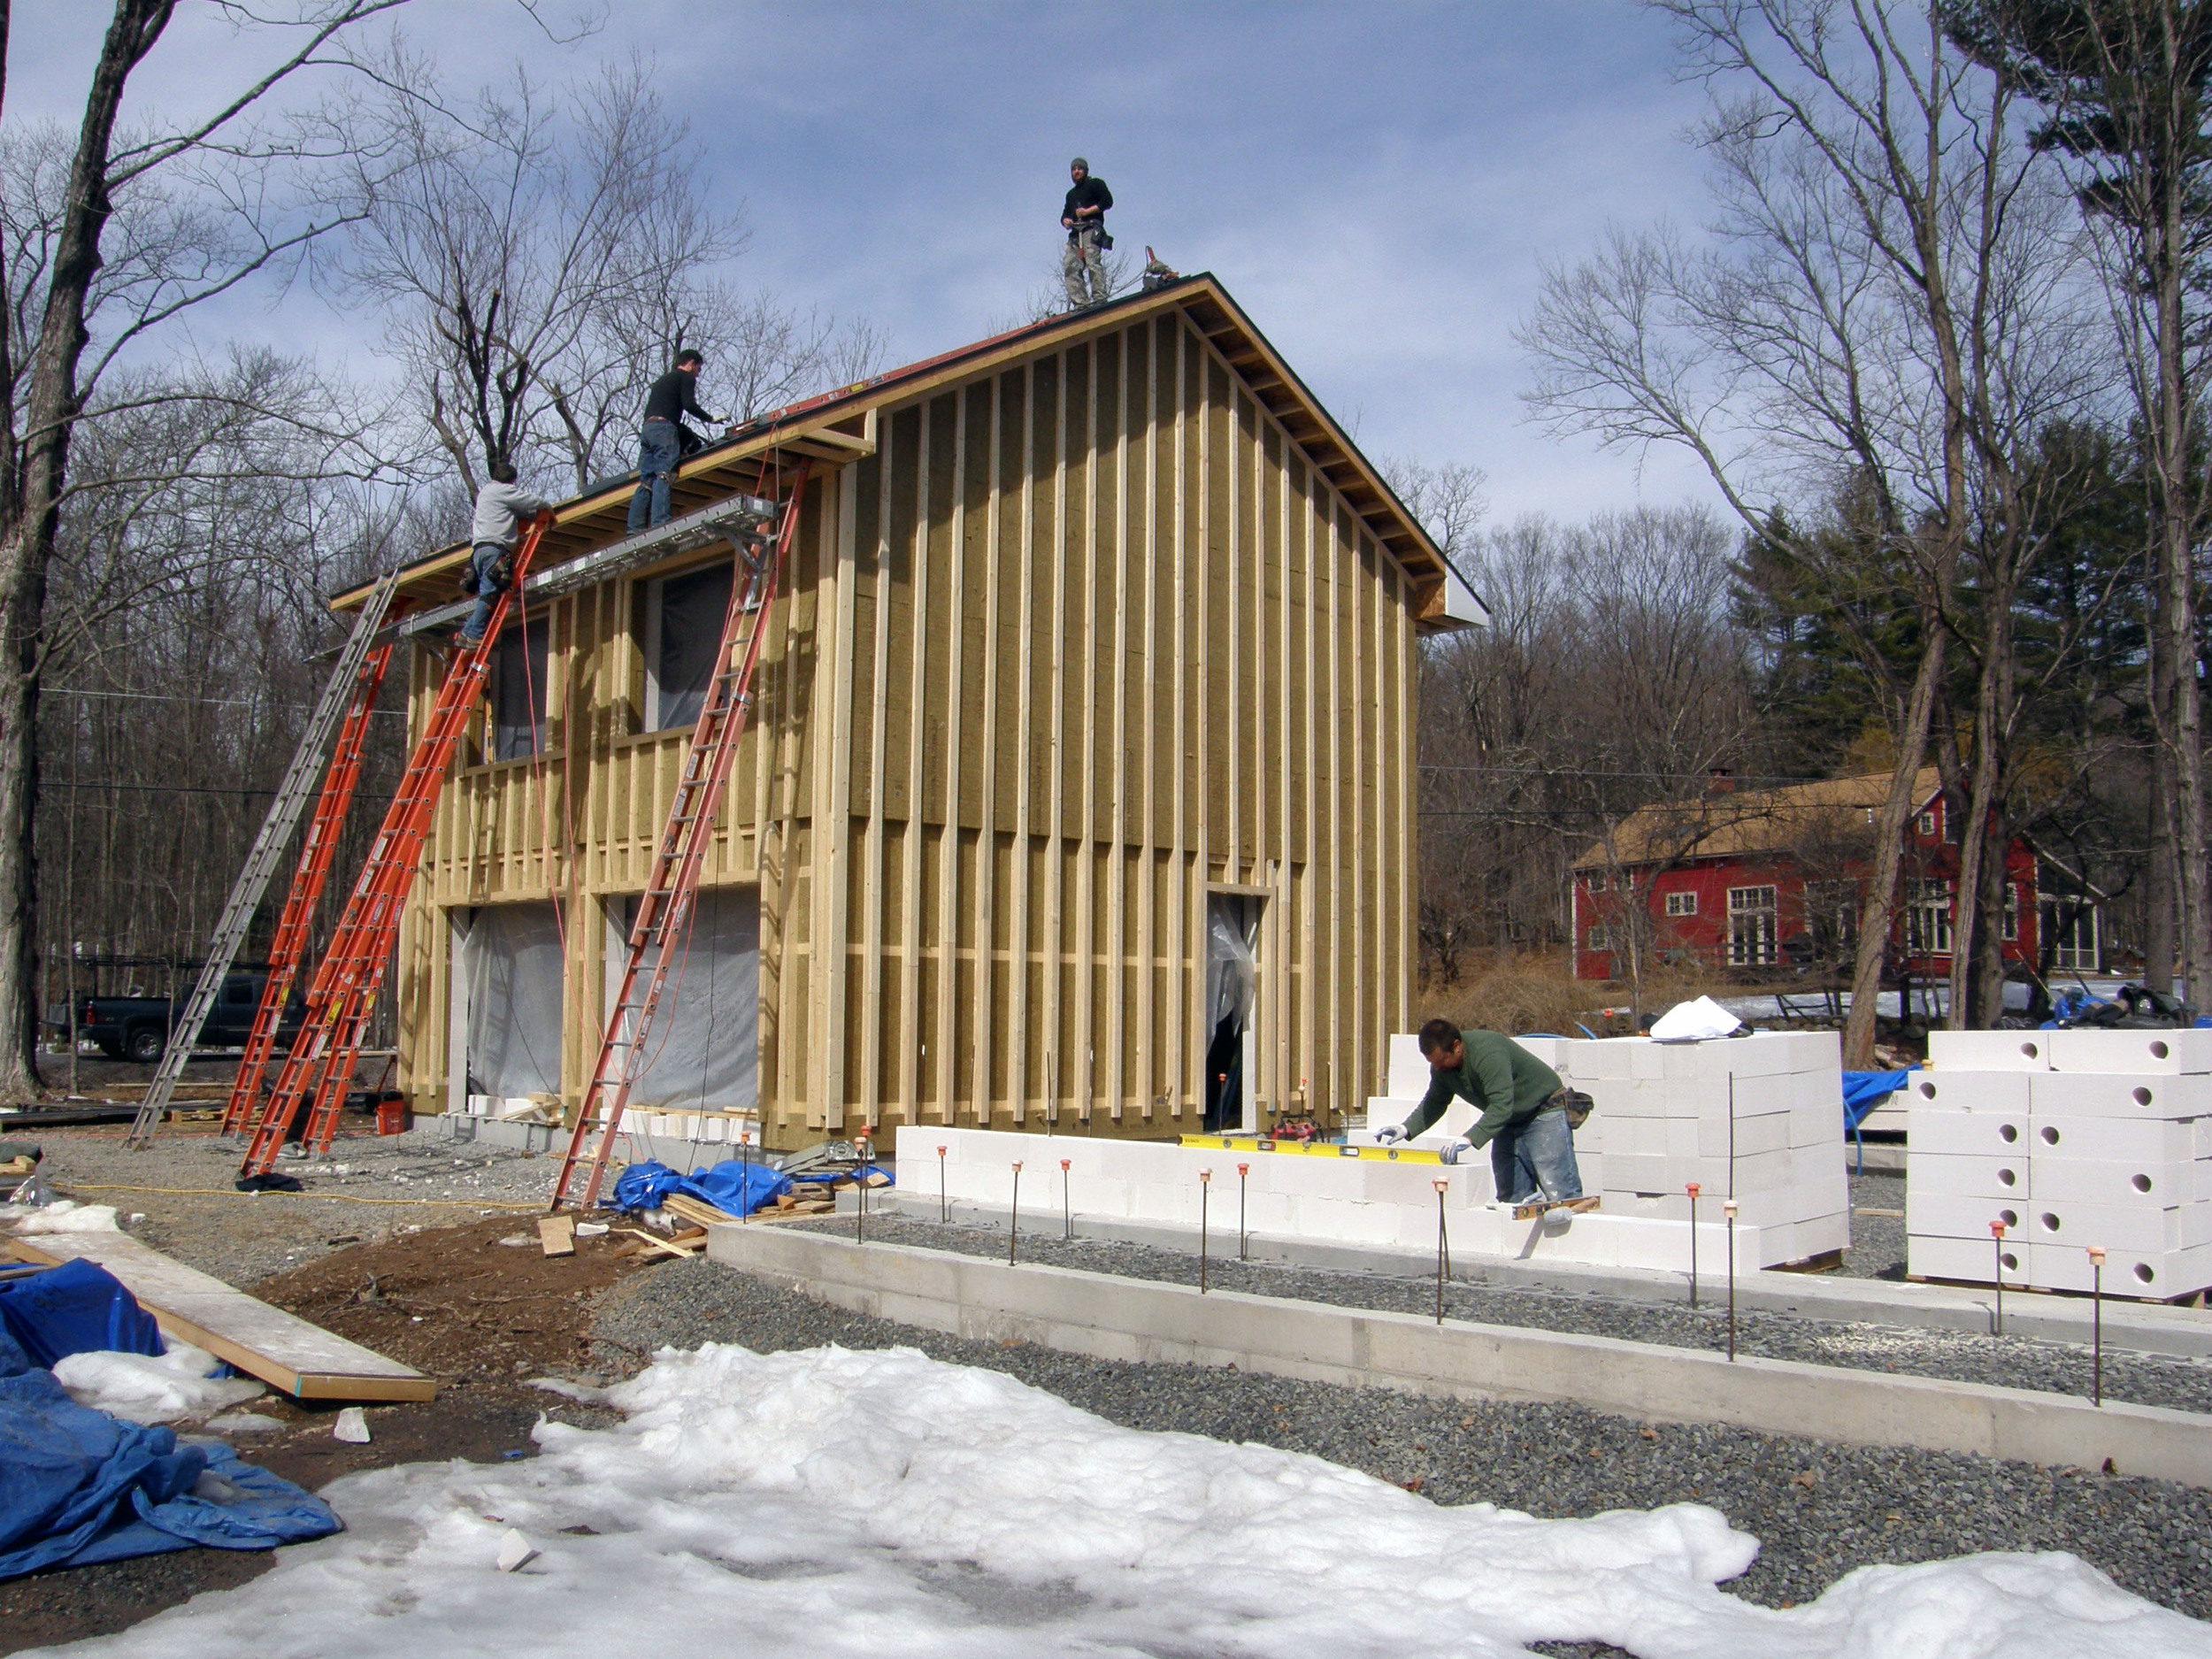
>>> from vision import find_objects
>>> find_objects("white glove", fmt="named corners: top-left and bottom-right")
top-left (1372, 1124), bottom-right (1405, 1145)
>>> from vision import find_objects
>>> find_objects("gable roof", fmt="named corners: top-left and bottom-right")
top-left (1571, 769), bottom-right (1944, 872)
top-left (331, 274), bottom-right (1486, 634)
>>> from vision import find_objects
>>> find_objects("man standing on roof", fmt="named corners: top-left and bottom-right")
top-left (628, 349), bottom-right (726, 533)
top-left (1061, 157), bottom-right (1113, 311)
top-left (458, 459), bottom-right (549, 646)
top-left (1374, 1018), bottom-right (1598, 1214)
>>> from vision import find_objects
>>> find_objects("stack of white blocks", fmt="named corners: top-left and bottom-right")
top-left (1908, 1028), bottom-right (2212, 1298)
top-left (895, 1125), bottom-right (1763, 1272)
top-left (1361, 1031), bottom-right (1847, 1268)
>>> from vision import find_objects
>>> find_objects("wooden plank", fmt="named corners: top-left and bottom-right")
top-left (1010, 361), bottom-right (1037, 1126)
top-left (538, 1213), bottom-right (576, 1256)
top-left (973, 373), bottom-right (1003, 1125)
top-left (937, 390), bottom-right (967, 1123)
top-left (1043, 348), bottom-right (1070, 1128)
top-left (1108, 324), bottom-right (1132, 1122)
top-left (901, 398), bottom-right (930, 1125)
top-left (3, 1232), bottom-right (435, 1403)
top-left (863, 434), bottom-right (894, 1125)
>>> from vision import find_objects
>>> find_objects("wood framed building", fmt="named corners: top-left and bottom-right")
top-left (334, 276), bottom-right (1485, 1148)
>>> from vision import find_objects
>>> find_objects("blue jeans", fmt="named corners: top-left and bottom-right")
top-left (1491, 1104), bottom-right (1582, 1204)
top-left (627, 420), bottom-right (681, 532)
top-left (459, 541), bottom-right (506, 641)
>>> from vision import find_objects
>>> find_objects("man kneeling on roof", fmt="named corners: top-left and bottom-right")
top-left (1374, 1018), bottom-right (1599, 1213)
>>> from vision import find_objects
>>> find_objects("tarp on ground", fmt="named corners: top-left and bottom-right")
top-left (0, 1257), bottom-right (163, 1371)
top-left (0, 1261), bottom-right (340, 1580)
top-left (613, 1157), bottom-right (793, 1217)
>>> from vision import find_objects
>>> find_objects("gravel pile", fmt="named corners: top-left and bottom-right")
top-left (787, 1211), bottom-right (2212, 1415)
top-left (1839, 1171), bottom-right (1908, 1280)
top-left (591, 1256), bottom-right (2212, 1623)
top-left (18, 1125), bottom-right (554, 1286)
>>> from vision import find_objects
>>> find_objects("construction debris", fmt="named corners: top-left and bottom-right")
top-left (537, 1214), bottom-right (576, 1257)
top-left (333, 1406), bottom-right (371, 1443)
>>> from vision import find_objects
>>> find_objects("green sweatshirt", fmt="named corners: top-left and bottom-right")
top-left (1402, 1031), bottom-right (1563, 1149)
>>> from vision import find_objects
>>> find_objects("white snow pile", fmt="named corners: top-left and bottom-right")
top-left (52, 1340), bottom-right (265, 1425)
top-left (9, 1198), bottom-right (121, 1233)
top-left (50, 1343), bottom-right (2212, 1658)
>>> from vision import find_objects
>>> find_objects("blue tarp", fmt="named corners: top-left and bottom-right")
top-left (1842, 1067), bottom-right (1917, 1130)
top-left (0, 1262), bottom-right (341, 1581)
top-left (0, 1259), bottom-right (163, 1371)
top-left (613, 1157), bottom-right (794, 1217)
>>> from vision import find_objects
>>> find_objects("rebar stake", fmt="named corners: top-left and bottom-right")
top-left (1686, 1182), bottom-right (1701, 1309)
top-left (2089, 1245), bottom-right (2106, 1407)
top-left (937, 1144), bottom-right (949, 1224)
top-left (1009, 1162), bottom-right (1023, 1265)
top-left (1200, 1169), bottom-right (1212, 1293)
top-left (855, 1128), bottom-right (870, 1244)
top-left (1724, 1198), bottom-right (1738, 1361)
top-left (1238, 1162), bottom-right (1249, 1260)
top-left (739, 1129), bottom-right (751, 1225)
top-left (1433, 1178), bottom-right (1450, 1325)
top-left (1990, 1219), bottom-right (2007, 1336)
top-left (1061, 1157), bottom-right (1072, 1240)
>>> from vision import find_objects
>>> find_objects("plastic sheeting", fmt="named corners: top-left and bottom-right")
top-left (619, 886), bottom-right (759, 1114)
top-left (1205, 898), bottom-right (1256, 1037)
top-left (465, 902), bottom-right (565, 1100)
top-left (651, 562), bottom-right (734, 732)
top-left (611, 1158), bottom-right (792, 1217)
top-left (0, 1260), bottom-right (163, 1371)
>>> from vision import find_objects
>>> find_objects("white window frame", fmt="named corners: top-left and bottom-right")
top-left (1663, 890), bottom-right (1698, 918)
top-left (1917, 806), bottom-right (1939, 838)
top-left (1907, 878), bottom-right (1955, 956)
top-left (1725, 885), bottom-right (1778, 966)
top-left (1586, 924), bottom-right (1613, 952)
top-left (2041, 897), bottom-right (2101, 972)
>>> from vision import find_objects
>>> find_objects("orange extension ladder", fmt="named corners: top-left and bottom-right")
top-left (218, 634), bottom-right (400, 1138)
top-left (549, 462), bottom-right (810, 1211)
top-left (237, 513), bottom-right (557, 1181)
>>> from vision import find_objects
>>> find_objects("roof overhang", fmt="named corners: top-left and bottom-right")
top-left (331, 274), bottom-right (1484, 633)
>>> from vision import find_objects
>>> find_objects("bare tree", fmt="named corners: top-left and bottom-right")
top-left (1522, 1), bottom-right (2105, 1060)
top-left (0, 0), bottom-right (415, 1099)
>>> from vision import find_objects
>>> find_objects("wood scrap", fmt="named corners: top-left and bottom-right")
top-left (618, 1228), bottom-right (703, 1260)
top-left (662, 1193), bottom-right (740, 1228)
top-left (537, 1214), bottom-right (577, 1256)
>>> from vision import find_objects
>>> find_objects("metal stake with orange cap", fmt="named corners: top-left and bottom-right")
top-left (1724, 1197), bottom-right (1739, 1360)
top-left (1061, 1157), bottom-right (1072, 1240)
top-left (1991, 1218), bottom-right (2008, 1335)
top-left (1686, 1182), bottom-right (1702, 1308)
top-left (2088, 1245), bottom-right (2106, 1406)
top-left (937, 1143), bottom-right (949, 1223)
top-left (1237, 1162), bottom-right (1250, 1259)
top-left (1009, 1162), bottom-right (1023, 1265)
top-left (1433, 1177), bottom-right (1452, 1325)
top-left (1199, 1169), bottom-right (1213, 1293)
top-left (854, 1127), bottom-right (872, 1243)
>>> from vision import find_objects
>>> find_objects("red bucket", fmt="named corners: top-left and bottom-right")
top-left (374, 1098), bottom-right (411, 1136)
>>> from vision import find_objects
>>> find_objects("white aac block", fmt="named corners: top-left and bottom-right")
top-left (1789, 1104), bottom-right (1838, 1148)
top-left (1510, 1035), bottom-right (1571, 1070)
top-left (1701, 1111), bottom-right (1792, 1158)
top-left (1908, 1192), bottom-right (2024, 1240)
top-left (1724, 1073), bottom-right (1795, 1118)
top-left (1907, 1151), bottom-right (2030, 1200)
top-left (1927, 1030), bottom-right (2052, 1071)
top-left (1908, 1106), bottom-right (2029, 1157)
top-left (1386, 1034), bottom-right (1431, 1100)
top-left (1908, 1071), bottom-right (2031, 1113)
top-left (2028, 1241), bottom-right (2212, 1297)
top-left (1728, 1149), bottom-right (1794, 1192)
top-left (1796, 1210), bottom-right (1851, 1259)
top-left (2026, 1201), bottom-right (2191, 1256)
top-left (2045, 1026), bottom-right (2212, 1076)
top-left (2029, 1071), bottom-right (2210, 1121)
top-left (2028, 1157), bottom-right (2193, 1208)
top-left (1909, 1232), bottom-right (2024, 1284)
top-left (2029, 1114), bottom-right (2202, 1164)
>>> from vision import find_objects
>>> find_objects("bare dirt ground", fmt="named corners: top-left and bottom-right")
top-left (0, 1129), bottom-right (650, 1655)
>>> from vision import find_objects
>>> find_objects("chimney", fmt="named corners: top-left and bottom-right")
top-left (1707, 767), bottom-right (1736, 795)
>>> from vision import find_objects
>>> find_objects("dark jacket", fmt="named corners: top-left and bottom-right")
top-left (1402, 1031), bottom-right (1564, 1149)
top-left (642, 368), bottom-right (717, 428)
top-left (1063, 175), bottom-right (1112, 234)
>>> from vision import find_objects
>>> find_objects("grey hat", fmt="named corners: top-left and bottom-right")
top-left (1071, 157), bottom-right (1088, 172)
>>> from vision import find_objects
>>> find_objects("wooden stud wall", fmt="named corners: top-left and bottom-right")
top-left (392, 307), bottom-right (1420, 1146)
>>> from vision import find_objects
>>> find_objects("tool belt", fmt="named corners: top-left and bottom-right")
top-left (1558, 1088), bottom-right (1594, 1130)
top-left (1067, 222), bottom-right (1112, 250)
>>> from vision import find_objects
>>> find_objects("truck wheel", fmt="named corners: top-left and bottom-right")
top-left (126, 1025), bottom-right (165, 1064)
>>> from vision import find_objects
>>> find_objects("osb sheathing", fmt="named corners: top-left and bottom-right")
top-left (395, 309), bottom-right (1417, 1148)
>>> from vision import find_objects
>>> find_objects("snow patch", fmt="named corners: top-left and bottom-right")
top-left (51, 1341), bottom-right (264, 1425)
top-left (39, 1342), bottom-right (2212, 1658)
top-left (11, 1198), bottom-right (121, 1233)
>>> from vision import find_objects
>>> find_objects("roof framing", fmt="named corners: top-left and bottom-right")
top-left (331, 274), bottom-right (1473, 628)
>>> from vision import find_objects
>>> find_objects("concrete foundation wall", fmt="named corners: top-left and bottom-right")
top-left (707, 1222), bottom-right (2212, 1487)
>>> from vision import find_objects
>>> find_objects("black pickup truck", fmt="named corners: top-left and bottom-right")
top-left (46, 972), bottom-right (306, 1064)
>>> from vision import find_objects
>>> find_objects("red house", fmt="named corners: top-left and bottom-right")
top-left (1568, 770), bottom-right (2084, 984)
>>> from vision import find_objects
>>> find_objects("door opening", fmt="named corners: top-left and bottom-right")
top-left (1203, 895), bottom-right (1259, 1133)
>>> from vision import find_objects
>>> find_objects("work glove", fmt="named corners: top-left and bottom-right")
top-left (1438, 1139), bottom-right (1473, 1165)
top-left (1372, 1124), bottom-right (1405, 1145)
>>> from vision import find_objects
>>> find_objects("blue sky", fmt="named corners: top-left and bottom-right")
top-left (14, 0), bottom-right (1724, 525)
